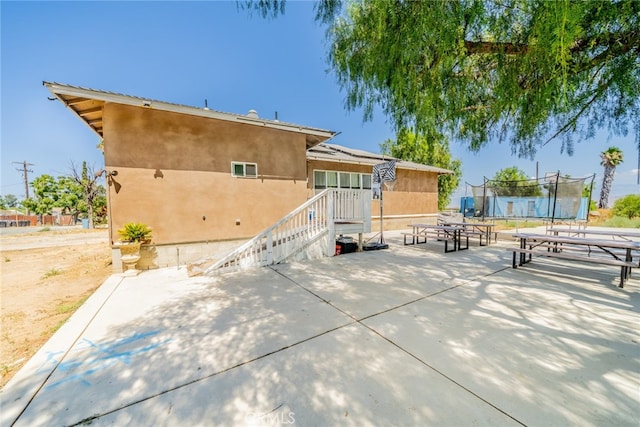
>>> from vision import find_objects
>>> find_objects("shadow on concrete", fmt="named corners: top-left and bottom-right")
top-left (4, 231), bottom-right (639, 426)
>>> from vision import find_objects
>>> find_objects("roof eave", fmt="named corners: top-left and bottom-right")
top-left (43, 81), bottom-right (336, 146)
top-left (306, 154), bottom-right (452, 175)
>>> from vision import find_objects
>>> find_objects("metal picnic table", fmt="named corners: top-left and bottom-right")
top-left (512, 232), bottom-right (640, 287)
top-left (438, 221), bottom-right (497, 245)
top-left (405, 224), bottom-right (468, 253)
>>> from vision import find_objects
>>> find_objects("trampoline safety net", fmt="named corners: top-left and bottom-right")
top-left (468, 173), bottom-right (595, 221)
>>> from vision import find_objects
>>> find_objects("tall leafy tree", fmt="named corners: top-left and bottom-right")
top-left (21, 168), bottom-right (107, 225)
top-left (56, 176), bottom-right (84, 217)
top-left (380, 129), bottom-right (461, 210)
top-left (490, 166), bottom-right (541, 197)
top-left (598, 146), bottom-right (624, 208)
top-left (0, 194), bottom-right (18, 209)
top-left (245, 0), bottom-right (640, 158)
top-left (22, 175), bottom-right (62, 215)
top-left (4, 194), bottom-right (18, 208)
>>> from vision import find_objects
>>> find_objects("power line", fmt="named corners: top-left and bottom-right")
top-left (1, 182), bottom-right (23, 188)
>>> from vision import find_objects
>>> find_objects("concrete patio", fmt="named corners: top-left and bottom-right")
top-left (1, 231), bottom-right (639, 426)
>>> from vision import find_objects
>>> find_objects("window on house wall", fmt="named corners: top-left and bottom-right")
top-left (327, 171), bottom-right (338, 188)
top-left (231, 162), bottom-right (258, 178)
top-left (351, 173), bottom-right (361, 189)
top-left (314, 171), bottom-right (326, 189)
top-left (313, 169), bottom-right (373, 190)
top-left (339, 173), bottom-right (350, 188)
top-left (362, 174), bottom-right (372, 189)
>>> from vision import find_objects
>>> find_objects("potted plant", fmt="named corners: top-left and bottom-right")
top-left (116, 222), bottom-right (152, 275)
top-left (118, 222), bottom-right (153, 243)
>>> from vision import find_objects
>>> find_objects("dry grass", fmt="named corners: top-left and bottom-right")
top-left (0, 228), bottom-right (112, 388)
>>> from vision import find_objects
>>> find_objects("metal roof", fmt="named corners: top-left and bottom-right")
top-left (42, 81), bottom-right (337, 149)
top-left (307, 143), bottom-right (453, 174)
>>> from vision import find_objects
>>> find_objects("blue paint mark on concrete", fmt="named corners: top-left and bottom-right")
top-left (36, 350), bottom-right (65, 374)
top-left (42, 330), bottom-right (171, 389)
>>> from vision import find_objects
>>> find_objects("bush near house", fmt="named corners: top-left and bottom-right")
top-left (612, 194), bottom-right (640, 219)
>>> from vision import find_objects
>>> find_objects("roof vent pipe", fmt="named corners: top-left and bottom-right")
top-left (204, 99), bottom-right (210, 110)
top-left (274, 111), bottom-right (279, 122)
top-left (247, 109), bottom-right (259, 118)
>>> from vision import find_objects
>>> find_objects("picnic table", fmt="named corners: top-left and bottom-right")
top-left (511, 232), bottom-right (640, 287)
top-left (403, 224), bottom-right (468, 253)
top-left (547, 227), bottom-right (640, 241)
top-left (438, 221), bottom-right (497, 245)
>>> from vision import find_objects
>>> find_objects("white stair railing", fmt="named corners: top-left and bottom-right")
top-left (203, 189), bottom-right (369, 275)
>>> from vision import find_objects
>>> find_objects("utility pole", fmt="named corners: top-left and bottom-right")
top-left (12, 161), bottom-right (34, 199)
top-left (12, 161), bottom-right (34, 215)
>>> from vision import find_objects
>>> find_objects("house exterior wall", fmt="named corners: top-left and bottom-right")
top-left (306, 160), bottom-right (440, 216)
top-left (98, 102), bottom-right (441, 270)
top-left (103, 103), bottom-right (309, 247)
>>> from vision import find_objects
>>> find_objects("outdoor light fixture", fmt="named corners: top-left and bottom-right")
top-left (94, 169), bottom-right (118, 178)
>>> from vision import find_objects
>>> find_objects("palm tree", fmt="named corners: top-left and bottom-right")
top-left (598, 147), bottom-right (624, 208)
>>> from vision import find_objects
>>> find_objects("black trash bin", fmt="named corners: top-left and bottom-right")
top-left (336, 236), bottom-right (358, 255)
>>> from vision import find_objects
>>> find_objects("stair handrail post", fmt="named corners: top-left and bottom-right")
top-left (266, 230), bottom-right (274, 265)
top-left (326, 189), bottom-right (336, 257)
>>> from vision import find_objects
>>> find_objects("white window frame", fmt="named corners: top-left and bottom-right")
top-left (362, 174), bottom-right (372, 189)
top-left (313, 169), bottom-right (372, 190)
top-left (314, 170), bottom-right (327, 189)
top-left (326, 171), bottom-right (338, 188)
top-left (231, 161), bottom-right (258, 178)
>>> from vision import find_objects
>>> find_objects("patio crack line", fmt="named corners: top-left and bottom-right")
top-left (269, 266), bottom-right (362, 322)
top-left (358, 266), bottom-right (512, 323)
top-left (361, 266), bottom-right (525, 427)
top-left (360, 321), bottom-right (527, 427)
top-left (271, 264), bottom-right (511, 325)
top-left (66, 321), bottom-right (357, 427)
top-left (273, 265), bottom-right (525, 426)
top-left (66, 265), bottom-right (511, 426)
top-left (11, 276), bottom-right (127, 427)
top-left (61, 267), bottom-right (359, 426)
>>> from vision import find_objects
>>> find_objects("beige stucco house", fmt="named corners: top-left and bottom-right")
top-left (44, 82), bottom-right (450, 271)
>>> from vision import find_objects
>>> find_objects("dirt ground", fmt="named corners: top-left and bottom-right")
top-left (0, 227), bottom-right (112, 388)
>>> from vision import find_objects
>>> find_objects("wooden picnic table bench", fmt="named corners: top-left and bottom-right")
top-left (403, 224), bottom-right (468, 253)
top-left (511, 233), bottom-right (640, 288)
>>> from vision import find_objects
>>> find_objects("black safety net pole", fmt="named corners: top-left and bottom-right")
top-left (551, 171), bottom-right (560, 224)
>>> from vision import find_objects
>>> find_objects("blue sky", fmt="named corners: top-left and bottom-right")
top-left (2, 1), bottom-right (638, 206)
